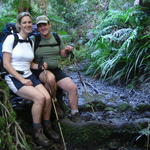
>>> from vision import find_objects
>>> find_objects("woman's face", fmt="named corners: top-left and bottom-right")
top-left (19, 16), bottom-right (32, 34)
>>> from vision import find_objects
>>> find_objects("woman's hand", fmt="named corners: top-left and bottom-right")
top-left (20, 79), bottom-right (33, 86)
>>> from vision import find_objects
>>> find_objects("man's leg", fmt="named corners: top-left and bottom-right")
top-left (39, 71), bottom-right (57, 98)
top-left (57, 77), bottom-right (81, 122)
top-left (39, 70), bottom-right (64, 118)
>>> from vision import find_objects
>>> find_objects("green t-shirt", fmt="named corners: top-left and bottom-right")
top-left (32, 33), bottom-right (65, 69)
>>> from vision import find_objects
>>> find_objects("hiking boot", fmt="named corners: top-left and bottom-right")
top-left (71, 112), bottom-right (82, 123)
top-left (55, 101), bottom-right (64, 119)
top-left (34, 127), bottom-right (56, 148)
top-left (43, 124), bottom-right (60, 142)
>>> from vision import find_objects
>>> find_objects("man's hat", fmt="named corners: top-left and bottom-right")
top-left (36, 15), bottom-right (49, 25)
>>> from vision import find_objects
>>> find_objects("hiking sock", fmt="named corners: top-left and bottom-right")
top-left (43, 120), bottom-right (51, 126)
top-left (33, 123), bottom-right (42, 128)
top-left (71, 109), bottom-right (79, 115)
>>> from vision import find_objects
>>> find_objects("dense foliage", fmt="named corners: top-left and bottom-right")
top-left (0, 79), bottom-right (30, 150)
top-left (84, 6), bottom-right (150, 84)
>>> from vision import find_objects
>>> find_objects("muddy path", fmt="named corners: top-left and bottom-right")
top-left (63, 62), bottom-right (150, 123)
top-left (52, 62), bottom-right (150, 149)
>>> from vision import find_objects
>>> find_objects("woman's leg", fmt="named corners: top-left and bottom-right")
top-left (16, 84), bottom-right (49, 123)
top-left (35, 84), bottom-right (52, 120)
top-left (16, 84), bottom-right (54, 146)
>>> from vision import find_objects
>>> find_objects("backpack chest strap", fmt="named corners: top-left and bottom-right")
top-left (38, 43), bottom-right (59, 47)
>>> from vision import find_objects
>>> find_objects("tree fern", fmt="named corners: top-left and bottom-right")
top-left (84, 6), bottom-right (150, 83)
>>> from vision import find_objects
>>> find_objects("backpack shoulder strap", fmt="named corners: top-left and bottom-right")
top-left (28, 37), bottom-right (33, 48)
top-left (34, 32), bottom-right (61, 52)
top-left (13, 33), bottom-right (33, 48)
top-left (12, 33), bottom-right (19, 49)
top-left (34, 34), bottom-right (41, 52)
top-left (52, 32), bottom-right (60, 46)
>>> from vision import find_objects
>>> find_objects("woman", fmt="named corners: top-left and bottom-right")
top-left (2, 12), bottom-right (59, 147)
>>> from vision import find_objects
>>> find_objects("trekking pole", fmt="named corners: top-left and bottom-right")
top-left (45, 70), bottom-right (67, 150)
top-left (39, 57), bottom-right (67, 150)
top-left (69, 52), bottom-right (98, 121)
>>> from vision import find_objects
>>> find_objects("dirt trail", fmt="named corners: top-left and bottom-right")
top-left (63, 63), bottom-right (150, 123)
top-left (64, 64), bottom-right (150, 107)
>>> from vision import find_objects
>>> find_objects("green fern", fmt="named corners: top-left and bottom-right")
top-left (84, 6), bottom-right (150, 83)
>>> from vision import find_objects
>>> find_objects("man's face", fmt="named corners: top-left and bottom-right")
top-left (37, 23), bottom-right (50, 36)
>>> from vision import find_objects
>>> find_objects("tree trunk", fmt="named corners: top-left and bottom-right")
top-left (41, 0), bottom-right (47, 15)
top-left (134, 0), bottom-right (143, 6)
top-left (18, 0), bottom-right (31, 13)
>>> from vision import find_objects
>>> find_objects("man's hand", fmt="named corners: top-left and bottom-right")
top-left (41, 62), bottom-right (48, 70)
top-left (65, 45), bottom-right (73, 54)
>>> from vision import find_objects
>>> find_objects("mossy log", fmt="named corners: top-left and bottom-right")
top-left (1, 80), bottom-right (149, 149)
top-left (52, 114), bottom-right (150, 149)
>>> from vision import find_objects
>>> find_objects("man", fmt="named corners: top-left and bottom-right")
top-left (32, 15), bottom-right (81, 123)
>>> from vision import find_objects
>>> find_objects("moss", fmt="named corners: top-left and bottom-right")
top-left (0, 132), bottom-right (16, 150)
top-left (80, 100), bottom-right (106, 112)
top-left (61, 122), bottom-right (112, 149)
top-left (104, 107), bottom-right (115, 111)
top-left (94, 100), bottom-right (106, 110)
top-left (135, 104), bottom-right (150, 112)
top-left (117, 103), bottom-right (131, 111)
top-left (0, 79), bottom-right (30, 149)
top-left (0, 79), bottom-right (10, 98)
top-left (8, 111), bottom-right (17, 122)
top-left (0, 116), bottom-right (6, 129)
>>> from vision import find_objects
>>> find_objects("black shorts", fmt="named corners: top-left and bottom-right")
top-left (32, 68), bottom-right (68, 82)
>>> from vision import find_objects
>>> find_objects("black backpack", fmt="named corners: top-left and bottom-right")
top-left (0, 23), bottom-right (60, 78)
top-left (34, 32), bottom-right (60, 52)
